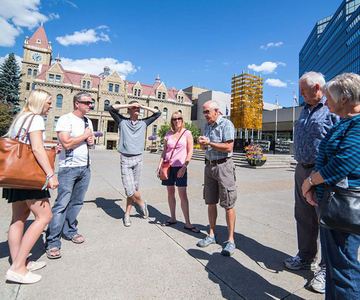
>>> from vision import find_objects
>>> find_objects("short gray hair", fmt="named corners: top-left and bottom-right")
top-left (73, 91), bottom-right (92, 106)
top-left (205, 100), bottom-right (219, 111)
top-left (323, 73), bottom-right (360, 104)
top-left (299, 71), bottom-right (325, 88)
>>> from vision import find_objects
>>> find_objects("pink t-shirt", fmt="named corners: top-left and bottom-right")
top-left (164, 130), bottom-right (191, 167)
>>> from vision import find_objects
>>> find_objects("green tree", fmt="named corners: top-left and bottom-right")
top-left (0, 102), bottom-right (15, 136)
top-left (0, 52), bottom-right (21, 110)
top-left (158, 121), bottom-right (200, 144)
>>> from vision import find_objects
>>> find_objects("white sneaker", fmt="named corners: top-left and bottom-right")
top-left (140, 200), bottom-right (148, 218)
top-left (123, 215), bottom-right (131, 227)
top-left (309, 267), bottom-right (326, 294)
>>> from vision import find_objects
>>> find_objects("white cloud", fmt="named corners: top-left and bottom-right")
top-left (64, 0), bottom-right (78, 8)
top-left (0, 53), bottom-right (23, 68)
top-left (60, 57), bottom-right (137, 79)
top-left (223, 61), bottom-right (229, 66)
top-left (0, 0), bottom-right (50, 47)
top-left (49, 13), bottom-right (60, 20)
top-left (247, 61), bottom-right (286, 74)
top-left (265, 78), bottom-right (287, 88)
top-left (56, 28), bottom-right (111, 46)
top-left (260, 41), bottom-right (283, 50)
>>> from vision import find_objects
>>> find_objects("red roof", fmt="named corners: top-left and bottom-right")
top-left (28, 25), bottom-right (49, 49)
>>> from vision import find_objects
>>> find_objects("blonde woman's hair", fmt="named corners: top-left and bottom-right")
top-left (170, 111), bottom-right (185, 131)
top-left (5, 89), bottom-right (51, 137)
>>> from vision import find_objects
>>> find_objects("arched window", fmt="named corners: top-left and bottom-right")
top-left (91, 98), bottom-right (95, 110)
top-left (27, 69), bottom-right (32, 76)
top-left (138, 89), bottom-right (141, 97)
top-left (154, 106), bottom-right (158, 110)
top-left (104, 100), bottom-right (110, 111)
top-left (178, 110), bottom-right (182, 114)
top-left (87, 81), bottom-right (90, 89)
top-left (56, 94), bottom-right (63, 108)
top-left (82, 81), bottom-right (86, 89)
top-left (163, 108), bottom-right (168, 119)
top-left (115, 101), bottom-right (120, 104)
top-left (134, 88), bottom-right (137, 96)
top-left (33, 70), bottom-right (37, 77)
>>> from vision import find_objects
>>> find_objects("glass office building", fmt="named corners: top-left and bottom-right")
top-left (299, 0), bottom-right (360, 104)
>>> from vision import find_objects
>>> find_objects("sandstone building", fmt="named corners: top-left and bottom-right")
top-left (20, 25), bottom-right (192, 149)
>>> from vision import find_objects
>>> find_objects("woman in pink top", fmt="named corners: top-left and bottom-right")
top-left (157, 112), bottom-right (199, 233)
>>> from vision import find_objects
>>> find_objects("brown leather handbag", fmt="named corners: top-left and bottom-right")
top-left (0, 114), bottom-right (55, 190)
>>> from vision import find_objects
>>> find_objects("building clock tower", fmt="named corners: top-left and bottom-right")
top-left (20, 24), bottom-right (53, 101)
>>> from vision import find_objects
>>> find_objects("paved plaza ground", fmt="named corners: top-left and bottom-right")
top-left (0, 149), bottom-right (325, 300)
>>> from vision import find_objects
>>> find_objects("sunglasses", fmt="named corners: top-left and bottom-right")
top-left (77, 101), bottom-right (93, 106)
top-left (202, 110), bottom-right (211, 114)
top-left (172, 117), bottom-right (183, 121)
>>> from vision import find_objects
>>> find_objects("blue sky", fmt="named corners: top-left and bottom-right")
top-left (0, 0), bottom-right (342, 107)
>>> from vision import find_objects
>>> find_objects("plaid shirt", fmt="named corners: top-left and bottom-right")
top-left (204, 116), bottom-right (235, 160)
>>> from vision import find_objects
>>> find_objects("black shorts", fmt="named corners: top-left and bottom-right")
top-left (161, 166), bottom-right (187, 187)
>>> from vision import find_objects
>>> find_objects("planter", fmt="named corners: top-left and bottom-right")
top-left (247, 159), bottom-right (266, 166)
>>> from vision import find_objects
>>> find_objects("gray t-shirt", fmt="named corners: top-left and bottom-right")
top-left (109, 106), bottom-right (161, 155)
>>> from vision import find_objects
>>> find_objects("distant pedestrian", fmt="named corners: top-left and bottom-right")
top-left (197, 100), bottom-right (237, 256)
top-left (157, 111), bottom-right (199, 233)
top-left (46, 91), bottom-right (94, 259)
top-left (284, 72), bottom-right (339, 294)
top-left (109, 101), bottom-right (160, 227)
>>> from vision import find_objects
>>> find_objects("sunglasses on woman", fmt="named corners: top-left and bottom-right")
top-left (172, 117), bottom-right (183, 121)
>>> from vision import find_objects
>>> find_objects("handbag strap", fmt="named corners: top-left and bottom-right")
top-left (169, 129), bottom-right (187, 160)
top-left (15, 114), bottom-right (37, 141)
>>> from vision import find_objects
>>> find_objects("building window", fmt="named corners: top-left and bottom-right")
top-left (56, 94), bottom-right (63, 108)
top-left (178, 110), bottom-right (182, 114)
top-left (109, 83), bottom-right (113, 92)
top-left (104, 100), bottom-right (110, 111)
top-left (54, 117), bottom-right (59, 131)
top-left (134, 88), bottom-right (137, 96)
top-left (27, 69), bottom-right (32, 76)
top-left (87, 81), bottom-right (90, 89)
top-left (140, 108), bottom-right (145, 117)
top-left (154, 106), bottom-right (158, 110)
top-left (49, 74), bottom-right (54, 83)
top-left (152, 124), bottom-right (157, 136)
top-left (138, 89), bottom-right (141, 96)
top-left (55, 75), bottom-right (61, 84)
top-left (115, 84), bottom-right (119, 93)
top-left (26, 82), bottom-right (30, 90)
top-left (83, 81), bottom-right (86, 89)
top-left (115, 101), bottom-right (120, 104)
top-left (158, 92), bottom-right (161, 99)
top-left (163, 108), bottom-right (168, 119)
top-left (32, 83), bottom-right (35, 90)
top-left (33, 69), bottom-right (37, 77)
top-left (91, 99), bottom-right (95, 110)
top-left (162, 92), bottom-right (166, 99)
top-left (107, 121), bottom-right (117, 133)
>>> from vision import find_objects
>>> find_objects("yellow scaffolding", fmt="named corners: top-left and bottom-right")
top-left (231, 73), bottom-right (263, 130)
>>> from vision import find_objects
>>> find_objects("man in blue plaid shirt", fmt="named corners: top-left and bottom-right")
top-left (197, 100), bottom-right (237, 256)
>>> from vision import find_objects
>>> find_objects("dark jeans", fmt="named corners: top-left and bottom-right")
top-left (46, 166), bottom-right (91, 249)
top-left (320, 226), bottom-right (360, 299)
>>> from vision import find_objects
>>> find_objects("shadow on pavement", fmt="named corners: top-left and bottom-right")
top-left (84, 197), bottom-right (124, 219)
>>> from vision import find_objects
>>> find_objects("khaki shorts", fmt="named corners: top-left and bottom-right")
top-left (203, 158), bottom-right (237, 209)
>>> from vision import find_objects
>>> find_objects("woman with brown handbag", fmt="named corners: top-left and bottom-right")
top-left (2, 89), bottom-right (60, 284)
top-left (156, 111), bottom-right (199, 233)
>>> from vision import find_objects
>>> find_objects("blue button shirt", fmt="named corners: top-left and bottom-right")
top-left (294, 98), bottom-right (339, 164)
top-left (204, 116), bottom-right (235, 160)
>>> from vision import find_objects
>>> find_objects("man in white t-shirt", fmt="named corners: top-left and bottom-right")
top-left (46, 92), bottom-right (94, 259)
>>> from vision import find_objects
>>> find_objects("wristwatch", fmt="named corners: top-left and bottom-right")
top-left (308, 176), bottom-right (315, 186)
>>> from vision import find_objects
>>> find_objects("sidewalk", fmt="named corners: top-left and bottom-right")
top-left (0, 149), bottom-right (324, 300)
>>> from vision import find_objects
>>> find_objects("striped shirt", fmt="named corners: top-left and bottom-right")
top-left (204, 116), bottom-right (235, 160)
top-left (314, 114), bottom-right (360, 200)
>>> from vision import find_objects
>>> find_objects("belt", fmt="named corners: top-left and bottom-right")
top-left (301, 163), bottom-right (315, 169)
top-left (205, 157), bottom-right (231, 164)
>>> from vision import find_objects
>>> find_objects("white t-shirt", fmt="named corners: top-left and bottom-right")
top-left (11, 113), bottom-right (45, 144)
top-left (56, 112), bottom-right (93, 167)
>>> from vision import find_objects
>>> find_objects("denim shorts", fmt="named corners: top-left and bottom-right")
top-left (161, 166), bottom-right (187, 187)
top-left (203, 158), bottom-right (237, 209)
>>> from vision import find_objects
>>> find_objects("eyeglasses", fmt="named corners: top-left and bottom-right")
top-left (77, 101), bottom-right (93, 106)
top-left (172, 117), bottom-right (183, 121)
top-left (202, 110), bottom-right (211, 114)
